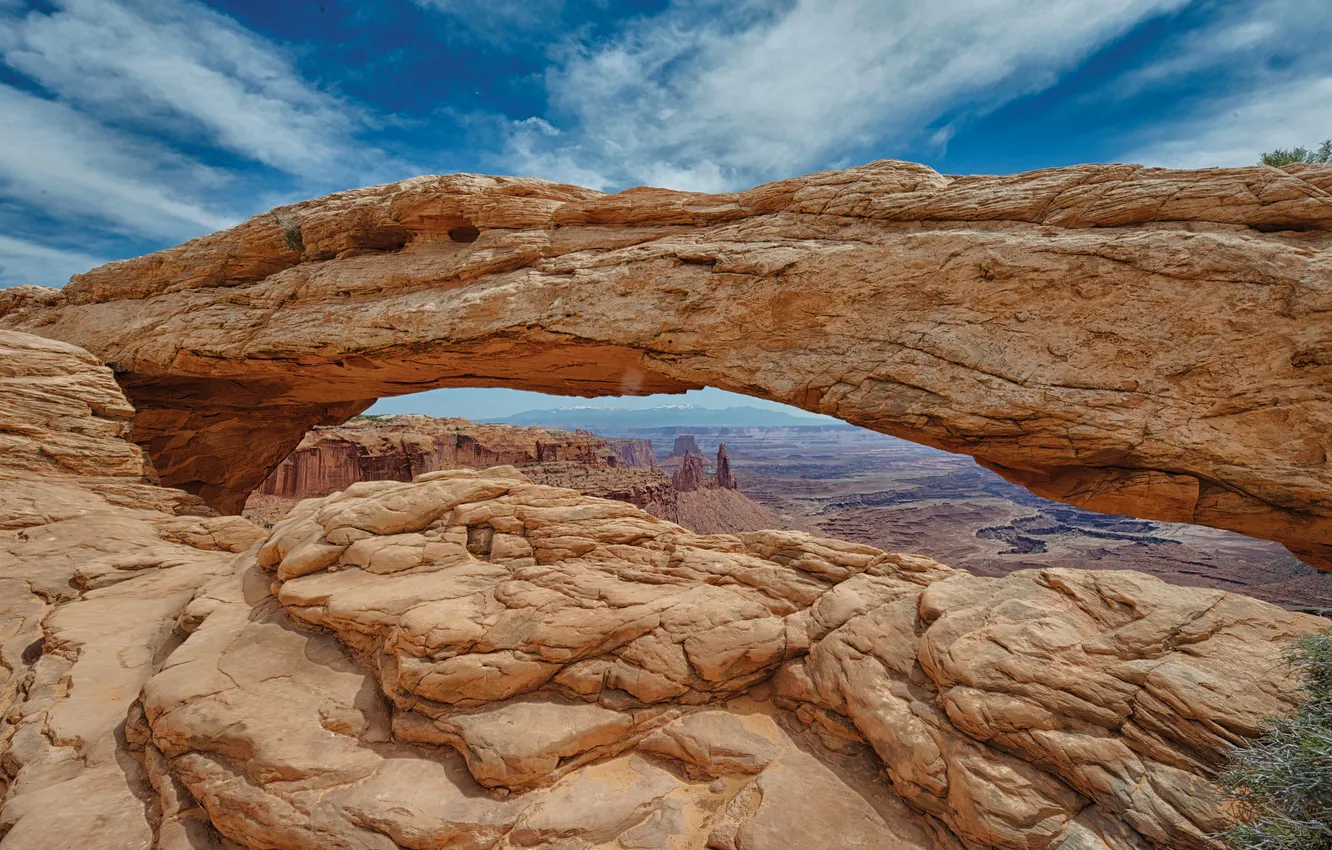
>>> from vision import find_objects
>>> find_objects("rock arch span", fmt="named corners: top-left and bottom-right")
top-left (1, 159), bottom-right (1329, 568)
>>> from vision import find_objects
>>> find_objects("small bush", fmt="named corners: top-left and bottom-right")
top-left (1220, 630), bottom-right (1332, 850)
top-left (1260, 140), bottom-right (1332, 167)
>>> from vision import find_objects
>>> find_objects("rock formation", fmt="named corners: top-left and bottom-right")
top-left (520, 461), bottom-right (680, 521)
top-left (0, 330), bottom-right (266, 847)
top-left (256, 415), bottom-right (618, 500)
top-left (674, 486), bottom-right (795, 534)
top-left (672, 451), bottom-right (707, 492)
top-left (3, 159), bottom-right (1327, 566)
top-left (2, 326), bottom-right (1330, 849)
top-left (714, 443), bottom-right (738, 490)
top-left (606, 437), bottom-right (658, 468)
top-left (668, 435), bottom-right (702, 458)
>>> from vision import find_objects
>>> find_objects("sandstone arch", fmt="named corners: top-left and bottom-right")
top-left (1, 159), bottom-right (1329, 568)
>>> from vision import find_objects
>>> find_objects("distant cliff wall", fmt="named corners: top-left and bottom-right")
top-left (258, 415), bottom-right (616, 498)
top-left (605, 438), bottom-right (657, 468)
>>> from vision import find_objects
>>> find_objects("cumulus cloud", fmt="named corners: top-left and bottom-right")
top-left (501, 0), bottom-right (1189, 191)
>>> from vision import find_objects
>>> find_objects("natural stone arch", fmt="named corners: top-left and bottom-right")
top-left (2, 159), bottom-right (1329, 568)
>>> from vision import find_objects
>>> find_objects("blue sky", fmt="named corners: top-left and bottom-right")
top-left (2, 0), bottom-right (1329, 418)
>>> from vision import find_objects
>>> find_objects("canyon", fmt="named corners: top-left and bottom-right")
top-left (241, 415), bottom-right (775, 535)
top-left (3, 326), bottom-right (1327, 850)
top-left (0, 157), bottom-right (1330, 849)
top-left (261, 415), bottom-right (1331, 612)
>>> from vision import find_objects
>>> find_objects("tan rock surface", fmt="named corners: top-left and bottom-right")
top-left (2, 326), bottom-right (1330, 849)
top-left (0, 330), bottom-right (264, 848)
top-left (1, 161), bottom-right (1327, 566)
top-left (155, 463), bottom-right (1320, 849)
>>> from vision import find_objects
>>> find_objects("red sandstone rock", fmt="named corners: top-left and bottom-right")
top-left (256, 414), bottom-right (616, 500)
top-left (713, 443), bottom-right (738, 490)
top-left (673, 451), bottom-right (707, 492)
top-left (606, 437), bottom-right (657, 468)
top-left (669, 435), bottom-right (702, 458)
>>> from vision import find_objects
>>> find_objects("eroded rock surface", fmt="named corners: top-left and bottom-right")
top-left (257, 415), bottom-right (622, 500)
top-left (3, 326), bottom-right (1329, 850)
top-left (0, 330), bottom-right (264, 848)
top-left (152, 464), bottom-right (1323, 850)
top-left (1, 160), bottom-right (1328, 566)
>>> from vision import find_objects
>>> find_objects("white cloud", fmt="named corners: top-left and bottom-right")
top-left (0, 0), bottom-right (393, 277)
top-left (0, 83), bottom-right (235, 239)
top-left (2, 0), bottom-right (362, 175)
top-left (1127, 76), bottom-right (1332, 168)
top-left (1115, 0), bottom-right (1332, 167)
top-left (0, 235), bottom-right (106, 289)
top-left (503, 0), bottom-right (1189, 191)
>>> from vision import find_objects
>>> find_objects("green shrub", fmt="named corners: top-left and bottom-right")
top-left (1260, 140), bottom-right (1332, 166)
top-left (1220, 631), bottom-right (1332, 850)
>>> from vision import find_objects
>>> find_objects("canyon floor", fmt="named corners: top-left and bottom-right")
top-left (615, 425), bottom-right (1332, 613)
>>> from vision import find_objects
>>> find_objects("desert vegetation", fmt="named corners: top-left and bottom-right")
top-left (1260, 140), bottom-right (1332, 166)
top-left (1222, 632), bottom-right (1332, 849)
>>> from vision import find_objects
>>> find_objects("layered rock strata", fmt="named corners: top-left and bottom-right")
top-left (2, 160), bottom-right (1327, 566)
top-left (606, 437), bottom-right (658, 468)
top-left (0, 330), bottom-right (265, 848)
top-left (713, 443), bottom-right (737, 490)
top-left (519, 461), bottom-right (679, 521)
top-left (668, 436), bottom-right (702, 458)
top-left (2, 327), bottom-right (1329, 849)
top-left (671, 451), bottom-right (707, 492)
top-left (258, 415), bottom-right (619, 499)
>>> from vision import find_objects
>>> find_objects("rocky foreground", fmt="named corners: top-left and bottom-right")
top-left (3, 329), bottom-right (1328, 850)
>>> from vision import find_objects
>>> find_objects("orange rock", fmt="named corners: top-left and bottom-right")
top-left (3, 327), bottom-right (1329, 849)
top-left (2, 160), bottom-right (1327, 566)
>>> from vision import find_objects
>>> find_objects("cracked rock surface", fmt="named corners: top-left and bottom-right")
top-left (2, 327), bottom-right (1328, 850)
top-left (0, 330), bottom-right (264, 848)
top-left (0, 160), bottom-right (1328, 568)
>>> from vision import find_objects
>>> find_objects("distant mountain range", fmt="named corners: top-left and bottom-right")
top-left (490, 404), bottom-right (830, 429)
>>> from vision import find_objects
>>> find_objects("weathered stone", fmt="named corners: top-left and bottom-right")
top-left (2, 161), bottom-right (1328, 565)
top-left (3, 324), bottom-right (1330, 849)
top-left (0, 330), bottom-right (263, 848)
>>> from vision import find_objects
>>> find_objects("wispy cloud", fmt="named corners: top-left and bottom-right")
top-left (1118, 0), bottom-right (1332, 167)
top-left (2, 0), bottom-right (364, 174)
top-left (0, 235), bottom-right (107, 289)
top-left (411, 0), bottom-right (568, 43)
top-left (501, 0), bottom-right (1190, 191)
top-left (0, 83), bottom-right (235, 240)
top-left (0, 0), bottom-right (380, 288)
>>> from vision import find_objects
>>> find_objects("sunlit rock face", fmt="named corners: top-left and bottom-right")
top-left (2, 326), bottom-right (1329, 849)
top-left (2, 159), bottom-right (1328, 566)
top-left (151, 466), bottom-right (1330, 850)
top-left (0, 330), bottom-right (266, 848)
